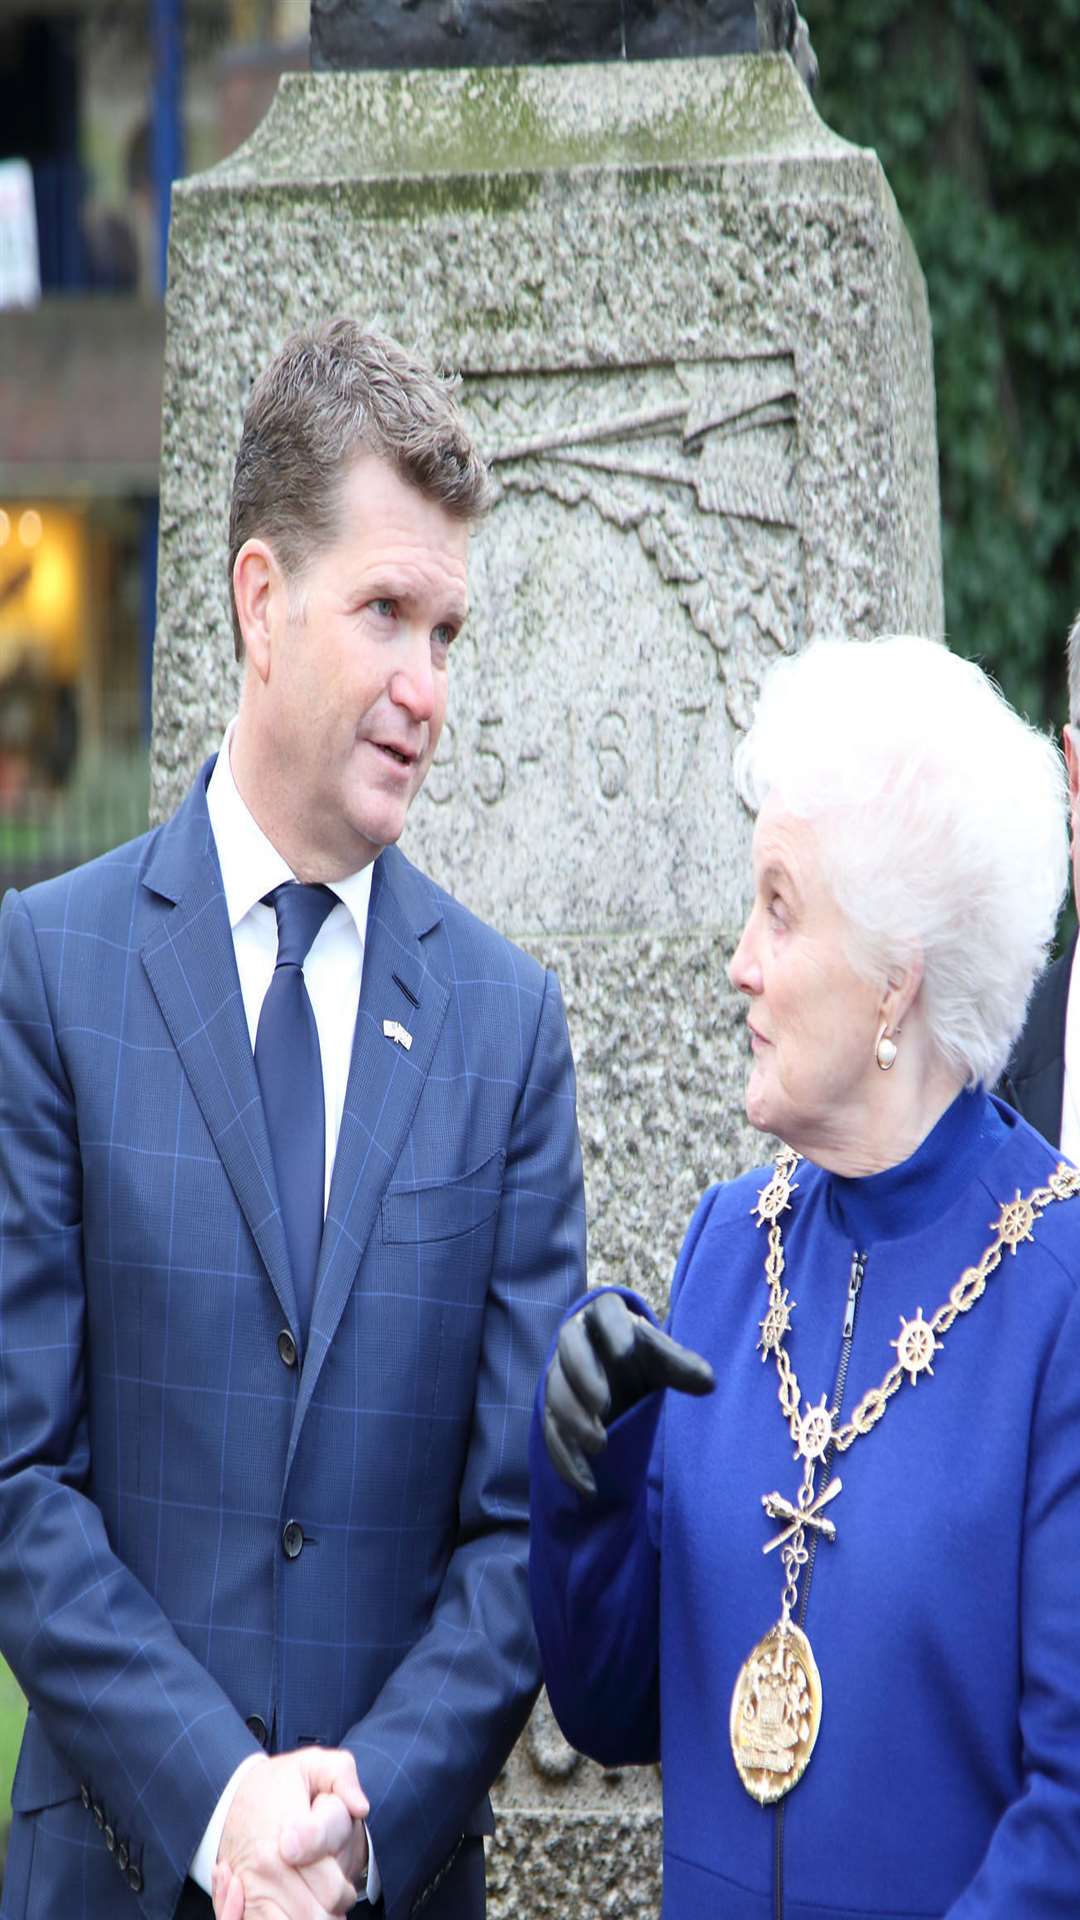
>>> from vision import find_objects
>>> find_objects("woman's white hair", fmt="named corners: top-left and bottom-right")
top-left (733, 634), bottom-right (1068, 1090)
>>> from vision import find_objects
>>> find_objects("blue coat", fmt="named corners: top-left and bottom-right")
top-left (0, 761), bottom-right (586, 1920)
top-left (530, 1092), bottom-right (1080, 1917)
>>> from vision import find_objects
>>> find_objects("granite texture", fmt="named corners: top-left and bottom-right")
top-left (525, 935), bottom-right (761, 1307)
top-left (487, 1809), bottom-right (662, 1918)
top-left (152, 53), bottom-right (942, 1909)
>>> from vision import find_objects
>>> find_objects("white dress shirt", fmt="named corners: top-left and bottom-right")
top-left (1060, 943), bottom-right (1080, 1168)
top-left (206, 719), bottom-right (372, 1211)
top-left (189, 722), bottom-right (380, 1901)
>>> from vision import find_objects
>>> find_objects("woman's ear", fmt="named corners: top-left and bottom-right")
top-left (880, 955), bottom-right (924, 1037)
top-left (232, 538), bottom-right (280, 683)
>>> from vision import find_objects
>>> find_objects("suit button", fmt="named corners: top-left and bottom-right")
top-left (105, 1824), bottom-right (116, 1851)
top-left (93, 1801), bottom-right (105, 1828)
top-left (277, 1330), bottom-right (298, 1368)
top-left (80, 1783), bottom-right (91, 1809)
top-left (246, 1713), bottom-right (268, 1747)
top-left (282, 1520), bottom-right (304, 1560)
top-left (127, 1862), bottom-right (144, 1893)
top-left (117, 1841), bottom-right (129, 1871)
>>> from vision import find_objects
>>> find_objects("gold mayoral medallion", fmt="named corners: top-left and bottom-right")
top-left (730, 1619), bottom-right (822, 1804)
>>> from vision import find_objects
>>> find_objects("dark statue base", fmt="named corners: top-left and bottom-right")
top-left (310, 0), bottom-right (817, 88)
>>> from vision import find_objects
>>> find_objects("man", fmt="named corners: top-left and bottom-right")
top-left (0, 322), bottom-right (585, 1920)
top-left (999, 608), bottom-right (1080, 1156)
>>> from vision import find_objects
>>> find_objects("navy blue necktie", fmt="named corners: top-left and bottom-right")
top-left (255, 882), bottom-right (336, 1340)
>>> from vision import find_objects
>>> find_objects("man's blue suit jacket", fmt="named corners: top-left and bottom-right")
top-left (0, 761), bottom-right (586, 1920)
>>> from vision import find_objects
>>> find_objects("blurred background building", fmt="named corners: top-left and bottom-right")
top-left (0, 0), bottom-right (307, 892)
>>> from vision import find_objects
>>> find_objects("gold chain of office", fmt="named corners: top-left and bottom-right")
top-left (728, 1143), bottom-right (1080, 1809)
top-left (755, 1145), bottom-right (1080, 1452)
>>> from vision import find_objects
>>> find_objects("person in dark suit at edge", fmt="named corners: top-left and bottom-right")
top-left (999, 608), bottom-right (1080, 1154)
top-left (0, 321), bottom-right (586, 1920)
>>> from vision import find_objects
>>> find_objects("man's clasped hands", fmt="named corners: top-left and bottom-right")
top-left (211, 1745), bottom-right (371, 1920)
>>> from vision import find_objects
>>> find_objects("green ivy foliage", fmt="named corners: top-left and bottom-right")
top-left (809, 0), bottom-right (1080, 726)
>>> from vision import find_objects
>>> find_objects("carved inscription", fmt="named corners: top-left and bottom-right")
top-left (425, 704), bottom-right (709, 810)
top-left (406, 357), bottom-right (802, 930)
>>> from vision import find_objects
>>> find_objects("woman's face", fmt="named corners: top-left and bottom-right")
top-left (729, 799), bottom-right (884, 1153)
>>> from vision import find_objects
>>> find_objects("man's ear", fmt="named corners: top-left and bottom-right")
top-left (232, 538), bottom-right (282, 683)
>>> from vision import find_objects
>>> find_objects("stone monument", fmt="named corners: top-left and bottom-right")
top-left (153, 21), bottom-right (943, 1912)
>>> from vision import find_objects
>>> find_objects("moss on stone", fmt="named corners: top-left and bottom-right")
top-left (183, 55), bottom-right (852, 201)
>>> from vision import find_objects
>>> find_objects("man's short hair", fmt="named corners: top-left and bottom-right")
top-left (227, 319), bottom-right (490, 659)
top-left (1067, 607), bottom-right (1080, 727)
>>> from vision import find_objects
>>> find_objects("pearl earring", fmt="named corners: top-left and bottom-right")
top-left (875, 1023), bottom-right (898, 1072)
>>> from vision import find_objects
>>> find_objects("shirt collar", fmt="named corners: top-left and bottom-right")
top-left (206, 720), bottom-right (374, 945)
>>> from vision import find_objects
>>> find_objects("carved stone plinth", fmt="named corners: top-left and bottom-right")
top-left (153, 53), bottom-right (942, 1911)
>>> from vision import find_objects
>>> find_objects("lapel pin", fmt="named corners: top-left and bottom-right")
top-left (383, 1018), bottom-right (413, 1051)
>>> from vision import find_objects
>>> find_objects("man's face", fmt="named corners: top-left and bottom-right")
top-left (260, 453), bottom-right (469, 878)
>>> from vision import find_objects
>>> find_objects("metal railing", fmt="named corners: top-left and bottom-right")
top-left (0, 745), bottom-right (150, 897)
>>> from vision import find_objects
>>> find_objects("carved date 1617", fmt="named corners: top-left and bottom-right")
top-left (424, 704), bottom-right (709, 810)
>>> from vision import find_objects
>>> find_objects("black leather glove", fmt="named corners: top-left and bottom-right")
top-left (543, 1291), bottom-right (715, 1498)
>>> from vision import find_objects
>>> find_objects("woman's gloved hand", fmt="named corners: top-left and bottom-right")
top-left (543, 1291), bottom-right (715, 1497)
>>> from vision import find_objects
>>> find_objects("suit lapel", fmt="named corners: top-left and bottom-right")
top-left (1008, 938), bottom-right (1074, 1149)
top-left (140, 766), bottom-right (298, 1332)
top-left (288, 847), bottom-right (449, 1456)
top-left (1015, 1052), bottom-right (1067, 1150)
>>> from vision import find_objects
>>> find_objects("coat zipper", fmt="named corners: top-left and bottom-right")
top-left (773, 1248), bottom-right (867, 1920)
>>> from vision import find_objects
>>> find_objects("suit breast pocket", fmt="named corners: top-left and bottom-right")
top-left (370, 1152), bottom-right (508, 1449)
top-left (380, 1148), bottom-right (506, 1247)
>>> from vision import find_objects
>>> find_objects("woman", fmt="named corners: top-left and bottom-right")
top-left (530, 634), bottom-right (1080, 1919)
